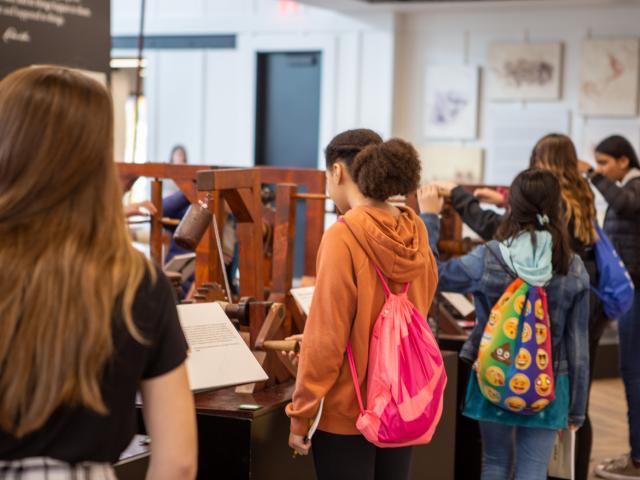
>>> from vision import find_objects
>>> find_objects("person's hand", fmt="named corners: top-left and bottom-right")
top-left (299, 276), bottom-right (316, 288)
top-left (417, 185), bottom-right (444, 215)
top-left (289, 432), bottom-right (311, 456)
top-left (577, 159), bottom-right (593, 174)
top-left (473, 187), bottom-right (504, 206)
top-left (568, 423), bottom-right (580, 433)
top-left (431, 180), bottom-right (458, 198)
top-left (283, 334), bottom-right (303, 366)
top-left (124, 201), bottom-right (158, 218)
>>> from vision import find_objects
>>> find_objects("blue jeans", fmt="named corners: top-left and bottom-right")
top-left (479, 421), bottom-right (557, 480)
top-left (619, 289), bottom-right (640, 460)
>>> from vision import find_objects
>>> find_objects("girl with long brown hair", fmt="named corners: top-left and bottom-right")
top-left (0, 66), bottom-right (196, 479)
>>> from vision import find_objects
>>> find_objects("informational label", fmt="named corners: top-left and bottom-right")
top-left (290, 286), bottom-right (314, 316)
top-left (441, 291), bottom-right (475, 318)
top-left (0, 0), bottom-right (110, 79)
top-left (177, 302), bottom-right (268, 393)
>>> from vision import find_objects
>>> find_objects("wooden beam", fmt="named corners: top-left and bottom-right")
top-left (197, 169), bottom-right (258, 192)
top-left (150, 180), bottom-right (163, 264)
top-left (269, 183), bottom-right (297, 300)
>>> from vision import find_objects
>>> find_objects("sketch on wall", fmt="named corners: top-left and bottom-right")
top-left (418, 145), bottom-right (484, 184)
top-left (487, 43), bottom-right (563, 101)
top-left (424, 65), bottom-right (479, 139)
top-left (579, 38), bottom-right (640, 116)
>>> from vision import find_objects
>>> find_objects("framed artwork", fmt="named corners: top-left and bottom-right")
top-left (424, 65), bottom-right (479, 139)
top-left (418, 145), bottom-right (484, 184)
top-left (579, 38), bottom-right (640, 116)
top-left (488, 42), bottom-right (563, 101)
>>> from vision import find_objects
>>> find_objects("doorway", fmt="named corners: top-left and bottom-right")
top-left (255, 51), bottom-right (322, 168)
top-left (255, 51), bottom-right (323, 280)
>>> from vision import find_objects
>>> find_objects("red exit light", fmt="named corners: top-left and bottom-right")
top-left (278, 0), bottom-right (300, 14)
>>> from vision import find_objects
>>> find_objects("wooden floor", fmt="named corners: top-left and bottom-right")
top-left (589, 378), bottom-right (628, 479)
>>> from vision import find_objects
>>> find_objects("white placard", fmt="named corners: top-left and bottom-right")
top-left (548, 429), bottom-right (575, 479)
top-left (441, 292), bottom-right (475, 317)
top-left (164, 252), bottom-right (196, 282)
top-left (290, 286), bottom-right (315, 316)
top-left (177, 302), bottom-right (268, 392)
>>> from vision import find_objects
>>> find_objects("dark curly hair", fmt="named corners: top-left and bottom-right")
top-left (324, 129), bottom-right (421, 201)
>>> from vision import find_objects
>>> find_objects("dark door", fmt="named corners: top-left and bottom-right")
top-left (255, 51), bottom-right (322, 168)
top-left (255, 52), bottom-right (322, 279)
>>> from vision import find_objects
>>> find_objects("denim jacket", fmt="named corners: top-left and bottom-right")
top-left (422, 213), bottom-right (591, 425)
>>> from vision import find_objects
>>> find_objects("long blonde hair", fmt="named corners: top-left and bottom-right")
top-left (0, 66), bottom-right (150, 437)
top-left (530, 134), bottom-right (597, 246)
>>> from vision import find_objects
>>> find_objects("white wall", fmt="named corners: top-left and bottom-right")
top-left (111, 0), bottom-right (396, 167)
top-left (394, 2), bottom-right (640, 185)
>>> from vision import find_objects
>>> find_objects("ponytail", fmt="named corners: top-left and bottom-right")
top-left (496, 169), bottom-right (572, 276)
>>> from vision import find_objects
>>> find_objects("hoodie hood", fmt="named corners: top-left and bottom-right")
top-left (498, 231), bottom-right (553, 287)
top-left (341, 205), bottom-right (428, 284)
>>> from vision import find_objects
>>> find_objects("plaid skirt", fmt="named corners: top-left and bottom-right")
top-left (0, 458), bottom-right (116, 479)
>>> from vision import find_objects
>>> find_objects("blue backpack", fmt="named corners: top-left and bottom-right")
top-left (593, 222), bottom-right (635, 319)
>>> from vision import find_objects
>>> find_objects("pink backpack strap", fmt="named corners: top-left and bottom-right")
top-left (372, 264), bottom-right (392, 298)
top-left (346, 342), bottom-right (365, 415)
top-left (339, 217), bottom-right (409, 297)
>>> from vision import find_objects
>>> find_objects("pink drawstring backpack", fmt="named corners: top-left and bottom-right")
top-left (346, 265), bottom-right (447, 448)
top-left (341, 215), bottom-right (447, 448)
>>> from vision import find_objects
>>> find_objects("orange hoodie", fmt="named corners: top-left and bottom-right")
top-left (285, 205), bottom-right (438, 436)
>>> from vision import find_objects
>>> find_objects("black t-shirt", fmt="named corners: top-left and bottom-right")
top-left (0, 265), bottom-right (188, 464)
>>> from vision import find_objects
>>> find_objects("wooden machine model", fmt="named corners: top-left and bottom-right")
top-left (118, 163), bottom-right (326, 388)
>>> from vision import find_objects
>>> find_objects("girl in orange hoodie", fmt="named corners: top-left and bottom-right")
top-left (286, 129), bottom-right (439, 480)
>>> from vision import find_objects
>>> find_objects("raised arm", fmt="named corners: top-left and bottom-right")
top-left (418, 186), bottom-right (486, 294)
top-left (450, 186), bottom-right (503, 241)
top-left (590, 173), bottom-right (640, 216)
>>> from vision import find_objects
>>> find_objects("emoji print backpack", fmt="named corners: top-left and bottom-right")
top-left (476, 278), bottom-right (555, 415)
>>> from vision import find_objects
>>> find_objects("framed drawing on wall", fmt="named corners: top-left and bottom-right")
top-left (418, 145), bottom-right (484, 184)
top-left (579, 38), bottom-right (640, 117)
top-left (424, 65), bottom-right (479, 140)
top-left (487, 42), bottom-right (563, 101)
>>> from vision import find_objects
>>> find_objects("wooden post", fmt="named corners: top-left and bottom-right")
top-left (150, 179), bottom-right (163, 264)
top-left (254, 167), bottom-right (325, 277)
top-left (269, 183), bottom-right (298, 302)
top-left (197, 169), bottom-right (265, 300)
top-left (302, 173), bottom-right (325, 277)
